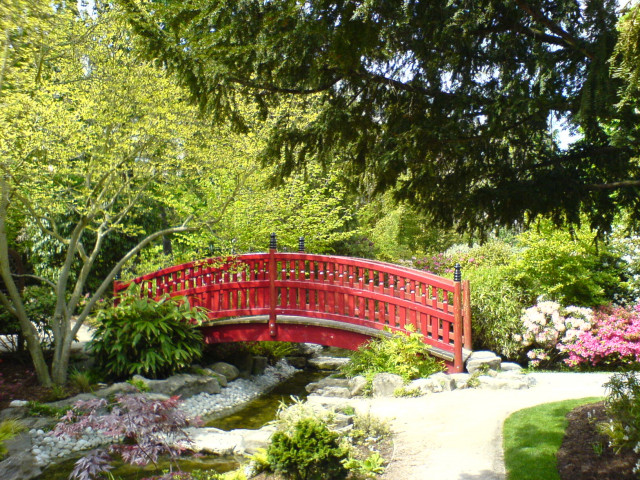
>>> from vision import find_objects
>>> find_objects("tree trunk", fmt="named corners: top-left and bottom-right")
top-left (0, 178), bottom-right (52, 386)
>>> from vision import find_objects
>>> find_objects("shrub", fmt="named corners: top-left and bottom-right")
top-left (266, 418), bottom-right (349, 480)
top-left (465, 264), bottom-right (529, 358)
top-left (90, 289), bottom-right (207, 379)
top-left (0, 285), bottom-right (56, 351)
top-left (340, 327), bottom-right (444, 390)
top-left (54, 394), bottom-right (199, 480)
top-left (599, 371), bottom-right (640, 475)
top-left (512, 221), bottom-right (626, 307)
top-left (517, 301), bottom-right (593, 368)
top-left (561, 304), bottom-right (640, 367)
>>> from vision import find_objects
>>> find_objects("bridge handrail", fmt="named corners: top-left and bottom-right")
top-left (114, 251), bottom-right (471, 372)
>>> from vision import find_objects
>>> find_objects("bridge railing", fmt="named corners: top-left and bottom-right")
top-left (114, 246), bottom-right (472, 371)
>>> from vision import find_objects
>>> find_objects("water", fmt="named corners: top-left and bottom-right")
top-left (205, 370), bottom-right (327, 430)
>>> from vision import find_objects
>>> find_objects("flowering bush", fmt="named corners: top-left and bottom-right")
top-left (517, 301), bottom-right (593, 367)
top-left (561, 304), bottom-right (640, 367)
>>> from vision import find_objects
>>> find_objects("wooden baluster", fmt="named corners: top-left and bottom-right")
top-left (378, 272), bottom-right (386, 325)
top-left (398, 278), bottom-right (406, 330)
top-left (388, 275), bottom-right (396, 328)
top-left (327, 261), bottom-right (335, 314)
top-left (289, 259), bottom-right (296, 308)
top-left (368, 270), bottom-right (375, 324)
top-left (357, 270), bottom-right (365, 319)
top-left (337, 263), bottom-right (345, 316)
top-left (348, 265), bottom-right (355, 317)
top-left (409, 280), bottom-right (417, 330)
top-left (318, 263), bottom-right (325, 313)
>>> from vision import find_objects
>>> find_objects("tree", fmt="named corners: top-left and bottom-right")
top-left (0, 2), bottom-right (243, 385)
top-left (115, 0), bottom-right (640, 236)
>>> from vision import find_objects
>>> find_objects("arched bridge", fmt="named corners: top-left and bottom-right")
top-left (114, 239), bottom-right (472, 372)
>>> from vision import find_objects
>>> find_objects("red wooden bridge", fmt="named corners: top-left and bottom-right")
top-left (114, 236), bottom-right (472, 372)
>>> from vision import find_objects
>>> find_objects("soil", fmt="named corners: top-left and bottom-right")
top-left (0, 353), bottom-right (56, 410)
top-left (557, 401), bottom-right (639, 480)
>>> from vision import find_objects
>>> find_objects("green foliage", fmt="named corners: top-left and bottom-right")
top-left (245, 342), bottom-right (297, 364)
top-left (90, 291), bottom-right (206, 379)
top-left (512, 221), bottom-right (627, 306)
top-left (26, 401), bottom-right (68, 418)
top-left (0, 285), bottom-right (56, 350)
top-left (68, 368), bottom-right (94, 393)
top-left (117, 0), bottom-right (638, 237)
top-left (465, 264), bottom-right (529, 359)
top-left (349, 412), bottom-right (391, 443)
top-left (343, 452), bottom-right (385, 478)
top-left (393, 386), bottom-right (421, 398)
top-left (0, 419), bottom-right (25, 459)
top-left (341, 329), bottom-right (445, 388)
top-left (503, 397), bottom-right (601, 480)
top-left (126, 377), bottom-right (150, 393)
top-left (267, 418), bottom-right (349, 480)
top-left (600, 372), bottom-right (640, 454)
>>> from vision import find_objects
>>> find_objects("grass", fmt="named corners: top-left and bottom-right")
top-left (503, 396), bottom-right (601, 480)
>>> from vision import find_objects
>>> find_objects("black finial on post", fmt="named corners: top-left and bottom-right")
top-left (270, 233), bottom-right (277, 250)
top-left (454, 263), bottom-right (461, 282)
top-left (298, 236), bottom-right (305, 253)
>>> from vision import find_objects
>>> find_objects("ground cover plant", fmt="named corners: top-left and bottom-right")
top-left (503, 397), bottom-right (601, 480)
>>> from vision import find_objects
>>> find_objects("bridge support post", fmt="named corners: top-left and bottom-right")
top-left (463, 279), bottom-right (472, 350)
top-left (453, 264), bottom-right (464, 373)
top-left (269, 233), bottom-right (278, 337)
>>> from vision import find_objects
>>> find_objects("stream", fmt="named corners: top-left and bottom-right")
top-left (35, 369), bottom-right (329, 480)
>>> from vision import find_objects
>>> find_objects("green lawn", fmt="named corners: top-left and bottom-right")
top-left (503, 397), bottom-right (602, 480)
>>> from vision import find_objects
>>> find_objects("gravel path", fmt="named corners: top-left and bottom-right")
top-left (308, 372), bottom-right (611, 480)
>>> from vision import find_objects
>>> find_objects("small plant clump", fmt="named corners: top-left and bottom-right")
top-left (90, 286), bottom-right (208, 379)
top-left (0, 419), bottom-right (25, 458)
top-left (341, 326), bottom-right (444, 391)
top-left (266, 418), bottom-right (350, 480)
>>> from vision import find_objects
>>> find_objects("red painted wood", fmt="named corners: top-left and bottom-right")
top-left (114, 251), bottom-right (470, 368)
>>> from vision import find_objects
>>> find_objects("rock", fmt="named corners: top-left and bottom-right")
top-left (231, 426), bottom-right (275, 455)
top-left (465, 351), bottom-right (502, 374)
top-left (305, 377), bottom-right (350, 394)
top-left (94, 382), bottom-right (138, 398)
top-left (449, 373), bottom-right (472, 389)
top-left (408, 372), bottom-right (456, 394)
top-left (48, 393), bottom-right (98, 409)
top-left (307, 356), bottom-right (350, 371)
top-left (5, 432), bottom-right (32, 457)
top-left (371, 373), bottom-right (404, 397)
top-left (141, 374), bottom-right (221, 399)
top-left (210, 362), bottom-right (240, 382)
top-left (311, 386), bottom-right (351, 398)
top-left (285, 356), bottom-right (307, 369)
top-left (186, 427), bottom-right (245, 455)
top-left (299, 343), bottom-right (324, 356)
top-left (251, 356), bottom-right (268, 376)
top-left (8, 400), bottom-right (28, 408)
top-left (0, 407), bottom-right (27, 421)
top-left (197, 368), bottom-right (228, 387)
top-left (0, 451), bottom-right (41, 480)
top-left (500, 362), bottom-right (523, 372)
top-left (349, 376), bottom-right (368, 396)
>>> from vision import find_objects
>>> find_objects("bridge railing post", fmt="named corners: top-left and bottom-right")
top-left (269, 233), bottom-right (277, 337)
top-left (453, 263), bottom-right (464, 373)
top-left (463, 279), bottom-right (472, 350)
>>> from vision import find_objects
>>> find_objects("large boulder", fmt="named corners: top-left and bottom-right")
top-left (134, 374), bottom-right (221, 398)
top-left (465, 351), bottom-right (501, 374)
top-left (185, 427), bottom-right (245, 455)
top-left (251, 356), bottom-right (268, 376)
top-left (348, 376), bottom-right (368, 397)
top-left (371, 373), bottom-right (404, 397)
top-left (210, 362), bottom-right (240, 382)
top-left (307, 356), bottom-right (350, 371)
top-left (408, 372), bottom-right (456, 394)
top-left (0, 452), bottom-right (41, 480)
